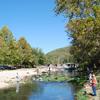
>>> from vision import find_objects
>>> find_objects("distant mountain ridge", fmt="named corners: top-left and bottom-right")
top-left (47, 47), bottom-right (70, 56)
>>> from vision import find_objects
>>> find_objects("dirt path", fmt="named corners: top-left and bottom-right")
top-left (93, 90), bottom-right (100, 100)
top-left (84, 83), bottom-right (100, 100)
top-left (88, 89), bottom-right (100, 100)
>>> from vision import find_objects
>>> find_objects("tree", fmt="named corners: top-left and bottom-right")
top-left (32, 48), bottom-right (46, 65)
top-left (17, 37), bottom-right (34, 67)
top-left (55, 0), bottom-right (100, 70)
top-left (0, 26), bottom-right (17, 65)
top-left (0, 26), bottom-right (46, 68)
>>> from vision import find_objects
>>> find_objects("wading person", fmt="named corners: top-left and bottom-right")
top-left (16, 73), bottom-right (20, 93)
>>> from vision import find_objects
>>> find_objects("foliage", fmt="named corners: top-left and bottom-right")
top-left (32, 48), bottom-right (46, 65)
top-left (41, 74), bottom-right (69, 82)
top-left (55, 0), bottom-right (100, 19)
top-left (96, 75), bottom-right (100, 89)
top-left (0, 26), bottom-right (46, 68)
top-left (46, 47), bottom-right (74, 64)
top-left (68, 76), bottom-right (88, 100)
top-left (75, 89), bottom-right (88, 100)
top-left (55, 0), bottom-right (100, 70)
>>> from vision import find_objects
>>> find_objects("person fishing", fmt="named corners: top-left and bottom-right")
top-left (90, 71), bottom-right (97, 96)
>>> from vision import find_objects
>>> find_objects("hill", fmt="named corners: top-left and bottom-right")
top-left (46, 47), bottom-right (73, 64)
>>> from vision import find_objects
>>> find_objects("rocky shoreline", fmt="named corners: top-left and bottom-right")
top-left (0, 66), bottom-right (59, 89)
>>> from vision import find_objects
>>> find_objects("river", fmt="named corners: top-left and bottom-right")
top-left (0, 81), bottom-right (75, 100)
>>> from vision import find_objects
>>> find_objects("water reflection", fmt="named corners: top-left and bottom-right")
top-left (16, 81), bottom-right (19, 93)
top-left (0, 82), bottom-right (39, 100)
top-left (29, 82), bottom-right (74, 100)
top-left (0, 82), bottom-right (74, 100)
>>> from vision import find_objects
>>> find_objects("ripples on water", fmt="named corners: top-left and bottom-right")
top-left (0, 82), bottom-right (74, 100)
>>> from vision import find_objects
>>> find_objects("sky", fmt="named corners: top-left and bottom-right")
top-left (0, 0), bottom-right (70, 53)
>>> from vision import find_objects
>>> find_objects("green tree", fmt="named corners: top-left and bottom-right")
top-left (55, 0), bottom-right (100, 70)
top-left (0, 26), bottom-right (46, 68)
top-left (46, 47), bottom-right (73, 64)
top-left (32, 48), bottom-right (46, 65)
top-left (0, 26), bottom-right (17, 65)
top-left (17, 37), bottom-right (34, 67)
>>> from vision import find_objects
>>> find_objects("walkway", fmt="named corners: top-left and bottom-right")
top-left (88, 90), bottom-right (100, 100)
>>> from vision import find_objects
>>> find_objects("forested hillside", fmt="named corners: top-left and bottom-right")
top-left (46, 47), bottom-right (74, 64)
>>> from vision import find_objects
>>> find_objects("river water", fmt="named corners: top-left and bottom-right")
top-left (0, 81), bottom-right (74, 100)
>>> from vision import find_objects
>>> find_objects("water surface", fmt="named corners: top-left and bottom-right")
top-left (0, 82), bottom-right (74, 100)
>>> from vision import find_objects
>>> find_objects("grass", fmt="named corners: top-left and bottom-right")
top-left (75, 89), bottom-right (88, 100)
top-left (41, 73), bottom-right (70, 82)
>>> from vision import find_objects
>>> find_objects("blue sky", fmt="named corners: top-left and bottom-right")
top-left (0, 0), bottom-right (70, 53)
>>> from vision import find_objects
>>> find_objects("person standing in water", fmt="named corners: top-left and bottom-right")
top-left (16, 73), bottom-right (20, 82)
top-left (16, 73), bottom-right (20, 93)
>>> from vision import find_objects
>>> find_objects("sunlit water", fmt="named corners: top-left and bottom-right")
top-left (0, 82), bottom-right (74, 100)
